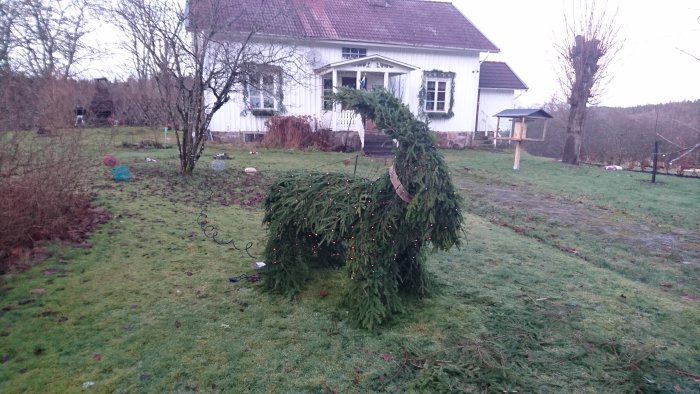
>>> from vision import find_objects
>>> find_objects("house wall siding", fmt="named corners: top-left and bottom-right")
top-left (208, 41), bottom-right (482, 134)
top-left (477, 88), bottom-right (515, 132)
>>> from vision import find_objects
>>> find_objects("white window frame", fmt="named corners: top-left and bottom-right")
top-left (342, 47), bottom-right (367, 60)
top-left (424, 78), bottom-right (451, 113)
top-left (248, 72), bottom-right (279, 111)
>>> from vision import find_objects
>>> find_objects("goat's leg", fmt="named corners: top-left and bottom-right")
top-left (396, 242), bottom-right (430, 296)
top-left (344, 242), bottom-right (402, 329)
top-left (262, 223), bottom-right (310, 295)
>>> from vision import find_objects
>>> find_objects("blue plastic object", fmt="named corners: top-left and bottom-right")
top-left (112, 165), bottom-right (131, 182)
top-left (211, 159), bottom-right (225, 172)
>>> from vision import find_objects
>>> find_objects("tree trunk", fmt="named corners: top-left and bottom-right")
top-left (180, 141), bottom-right (197, 174)
top-left (561, 34), bottom-right (605, 165)
top-left (181, 154), bottom-right (195, 174)
top-left (562, 100), bottom-right (587, 164)
top-left (562, 134), bottom-right (582, 164)
top-left (179, 126), bottom-right (205, 174)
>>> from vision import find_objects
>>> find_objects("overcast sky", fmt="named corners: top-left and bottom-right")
top-left (453, 0), bottom-right (700, 108)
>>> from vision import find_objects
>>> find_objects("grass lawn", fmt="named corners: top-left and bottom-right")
top-left (1, 128), bottom-right (698, 393)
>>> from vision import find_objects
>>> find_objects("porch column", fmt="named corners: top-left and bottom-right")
top-left (383, 71), bottom-right (389, 89)
top-left (356, 70), bottom-right (361, 89)
top-left (332, 69), bottom-right (338, 131)
top-left (404, 73), bottom-right (410, 107)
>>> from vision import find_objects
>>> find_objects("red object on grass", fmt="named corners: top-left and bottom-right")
top-left (102, 155), bottom-right (118, 167)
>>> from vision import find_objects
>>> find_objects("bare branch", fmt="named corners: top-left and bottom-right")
top-left (0, 0), bottom-right (19, 72)
top-left (7, 0), bottom-right (97, 78)
top-left (110, 0), bottom-right (304, 173)
top-left (677, 47), bottom-right (700, 63)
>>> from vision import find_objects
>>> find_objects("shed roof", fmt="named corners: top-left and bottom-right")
top-left (479, 61), bottom-right (528, 90)
top-left (190, 0), bottom-right (499, 51)
top-left (494, 109), bottom-right (553, 119)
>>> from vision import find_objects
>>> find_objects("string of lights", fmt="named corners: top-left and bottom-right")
top-left (196, 186), bottom-right (257, 258)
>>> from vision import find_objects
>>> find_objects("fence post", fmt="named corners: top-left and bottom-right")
top-left (651, 141), bottom-right (659, 183)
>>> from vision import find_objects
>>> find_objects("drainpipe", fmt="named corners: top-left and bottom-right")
top-left (474, 88), bottom-right (481, 133)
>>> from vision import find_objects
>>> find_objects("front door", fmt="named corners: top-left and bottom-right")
top-left (341, 77), bottom-right (356, 89)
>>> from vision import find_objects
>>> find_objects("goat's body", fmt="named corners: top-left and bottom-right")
top-left (262, 89), bottom-right (462, 328)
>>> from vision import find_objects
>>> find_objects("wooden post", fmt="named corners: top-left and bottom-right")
top-left (493, 117), bottom-right (501, 150)
top-left (353, 154), bottom-right (359, 177)
top-left (652, 141), bottom-right (659, 183)
top-left (512, 118), bottom-right (526, 170)
top-left (513, 141), bottom-right (522, 170)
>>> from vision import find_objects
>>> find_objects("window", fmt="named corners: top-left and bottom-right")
top-left (421, 70), bottom-right (455, 119)
top-left (424, 79), bottom-right (449, 113)
top-left (322, 78), bottom-right (333, 110)
top-left (342, 47), bottom-right (367, 59)
top-left (248, 73), bottom-right (278, 110)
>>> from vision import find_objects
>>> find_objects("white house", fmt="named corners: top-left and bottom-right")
top-left (477, 61), bottom-right (528, 135)
top-left (197, 0), bottom-right (526, 148)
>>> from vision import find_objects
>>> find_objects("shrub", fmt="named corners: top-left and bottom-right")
top-left (261, 115), bottom-right (332, 150)
top-left (640, 159), bottom-right (651, 171)
top-left (0, 130), bottom-right (104, 272)
top-left (0, 173), bottom-right (90, 256)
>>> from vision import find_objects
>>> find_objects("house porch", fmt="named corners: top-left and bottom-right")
top-left (315, 55), bottom-right (417, 148)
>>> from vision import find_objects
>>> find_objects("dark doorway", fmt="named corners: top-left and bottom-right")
top-left (341, 77), bottom-right (356, 89)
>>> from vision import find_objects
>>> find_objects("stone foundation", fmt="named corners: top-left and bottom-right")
top-left (434, 132), bottom-right (473, 149)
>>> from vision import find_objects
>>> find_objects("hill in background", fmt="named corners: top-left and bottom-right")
top-left (524, 100), bottom-right (700, 167)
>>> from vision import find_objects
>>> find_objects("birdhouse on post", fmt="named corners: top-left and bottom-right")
top-left (494, 109), bottom-right (553, 171)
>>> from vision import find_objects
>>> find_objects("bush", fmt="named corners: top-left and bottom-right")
top-left (0, 130), bottom-right (106, 272)
top-left (0, 173), bottom-right (90, 251)
top-left (261, 115), bottom-right (332, 150)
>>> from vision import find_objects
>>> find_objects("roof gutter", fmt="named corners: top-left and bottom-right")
top-left (219, 31), bottom-right (500, 54)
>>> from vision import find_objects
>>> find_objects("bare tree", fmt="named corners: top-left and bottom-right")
top-left (0, 0), bottom-right (18, 72)
top-left (558, 1), bottom-right (621, 164)
top-left (0, 0), bottom-right (98, 132)
top-left (10, 0), bottom-right (94, 78)
top-left (111, 0), bottom-right (301, 174)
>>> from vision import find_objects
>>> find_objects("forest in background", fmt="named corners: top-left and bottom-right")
top-left (524, 100), bottom-right (700, 167)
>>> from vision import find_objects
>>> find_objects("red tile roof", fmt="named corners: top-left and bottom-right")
top-left (190, 0), bottom-right (499, 51)
top-left (479, 61), bottom-right (528, 90)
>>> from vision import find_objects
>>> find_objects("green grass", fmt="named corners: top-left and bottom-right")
top-left (444, 150), bottom-right (700, 230)
top-left (1, 129), bottom-right (698, 393)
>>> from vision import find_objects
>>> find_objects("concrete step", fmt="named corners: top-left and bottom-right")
top-left (363, 132), bottom-right (394, 156)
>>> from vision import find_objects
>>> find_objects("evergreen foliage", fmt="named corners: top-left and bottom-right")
top-left (262, 88), bottom-right (463, 329)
